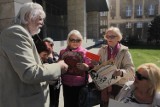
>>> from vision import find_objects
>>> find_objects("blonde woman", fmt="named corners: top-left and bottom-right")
top-left (116, 63), bottom-right (160, 107)
top-left (59, 30), bottom-right (92, 107)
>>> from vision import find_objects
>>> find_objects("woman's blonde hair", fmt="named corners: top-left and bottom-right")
top-left (67, 30), bottom-right (83, 45)
top-left (137, 63), bottom-right (160, 95)
top-left (15, 2), bottom-right (46, 25)
top-left (104, 26), bottom-right (123, 41)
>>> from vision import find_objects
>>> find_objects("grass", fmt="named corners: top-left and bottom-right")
top-left (91, 44), bottom-right (160, 68)
top-left (129, 45), bottom-right (160, 68)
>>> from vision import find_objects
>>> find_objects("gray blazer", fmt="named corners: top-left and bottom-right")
top-left (0, 25), bottom-right (61, 107)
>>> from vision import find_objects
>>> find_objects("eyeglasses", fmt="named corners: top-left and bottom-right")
top-left (50, 43), bottom-right (54, 47)
top-left (135, 71), bottom-right (149, 81)
top-left (69, 38), bottom-right (81, 43)
top-left (105, 35), bottom-right (117, 39)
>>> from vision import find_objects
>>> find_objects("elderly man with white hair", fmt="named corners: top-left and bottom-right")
top-left (0, 2), bottom-right (68, 107)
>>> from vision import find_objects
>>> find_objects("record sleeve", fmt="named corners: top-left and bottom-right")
top-left (89, 60), bottom-right (121, 90)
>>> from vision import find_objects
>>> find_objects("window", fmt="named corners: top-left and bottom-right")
top-left (104, 12), bottom-right (107, 16)
top-left (103, 28), bottom-right (106, 33)
top-left (137, 5), bottom-right (142, 16)
top-left (102, 20), bottom-right (104, 26)
top-left (137, 22), bottom-right (143, 28)
top-left (126, 6), bottom-right (132, 17)
top-left (100, 12), bottom-right (104, 16)
top-left (126, 22), bottom-right (132, 28)
top-left (100, 29), bottom-right (106, 34)
top-left (100, 12), bottom-right (107, 16)
top-left (100, 29), bottom-right (103, 34)
top-left (104, 20), bottom-right (106, 25)
top-left (100, 20), bottom-right (103, 26)
top-left (100, 20), bottom-right (107, 26)
top-left (148, 4), bottom-right (155, 15)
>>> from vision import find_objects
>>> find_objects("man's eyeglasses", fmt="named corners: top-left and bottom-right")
top-left (69, 38), bottom-right (81, 43)
top-left (105, 35), bottom-right (117, 39)
top-left (135, 71), bottom-right (149, 81)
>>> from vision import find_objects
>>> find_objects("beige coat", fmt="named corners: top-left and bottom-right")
top-left (98, 44), bottom-right (135, 86)
top-left (0, 25), bottom-right (61, 107)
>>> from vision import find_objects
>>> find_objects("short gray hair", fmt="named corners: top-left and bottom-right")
top-left (15, 2), bottom-right (46, 25)
top-left (43, 37), bottom-right (54, 45)
top-left (104, 26), bottom-right (123, 41)
top-left (67, 30), bottom-right (83, 45)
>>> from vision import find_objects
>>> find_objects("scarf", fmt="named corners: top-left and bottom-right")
top-left (107, 43), bottom-right (121, 60)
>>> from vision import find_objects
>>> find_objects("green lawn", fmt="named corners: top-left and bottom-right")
top-left (129, 48), bottom-right (160, 68)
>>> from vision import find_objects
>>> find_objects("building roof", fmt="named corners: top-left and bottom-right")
top-left (86, 0), bottom-right (109, 12)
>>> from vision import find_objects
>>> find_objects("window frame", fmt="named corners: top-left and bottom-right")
top-left (136, 5), bottom-right (143, 16)
top-left (137, 22), bottom-right (143, 28)
top-left (148, 4), bottom-right (155, 16)
top-left (126, 5), bottom-right (132, 17)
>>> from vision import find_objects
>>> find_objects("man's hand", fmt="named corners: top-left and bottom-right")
top-left (58, 60), bottom-right (68, 74)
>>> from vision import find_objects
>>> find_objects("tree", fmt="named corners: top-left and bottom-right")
top-left (148, 15), bottom-right (160, 44)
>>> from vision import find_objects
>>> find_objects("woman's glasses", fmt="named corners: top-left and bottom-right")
top-left (105, 35), bottom-right (117, 39)
top-left (69, 38), bottom-right (81, 43)
top-left (50, 43), bottom-right (54, 47)
top-left (135, 71), bottom-right (149, 81)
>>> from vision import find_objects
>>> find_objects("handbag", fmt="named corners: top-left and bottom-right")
top-left (79, 82), bottom-right (101, 107)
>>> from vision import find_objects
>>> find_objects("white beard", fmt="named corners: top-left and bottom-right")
top-left (32, 28), bottom-right (41, 36)
top-left (36, 28), bottom-right (41, 34)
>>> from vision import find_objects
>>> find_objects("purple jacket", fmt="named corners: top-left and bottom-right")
top-left (59, 46), bottom-right (91, 86)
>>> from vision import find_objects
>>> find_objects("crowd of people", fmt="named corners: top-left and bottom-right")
top-left (0, 2), bottom-right (160, 107)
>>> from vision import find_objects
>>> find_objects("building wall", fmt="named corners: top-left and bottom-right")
top-left (68, 0), bottom-right (87, 40)
top-left (87, 12), bottom-right (99, 39)
top-left (105, 0), bottom-right (159, 42)
top-left (0, 0), bottom-right (109, 42)
top-left (0, 0), bottom-right (32, 32)
top-left (44, 0), bottom-right (67, 41)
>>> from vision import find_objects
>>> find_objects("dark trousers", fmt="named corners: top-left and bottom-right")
top-left (49, 85), bottom-right (60, 107)
top-left (63, 84), bottom-right (84, 107)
